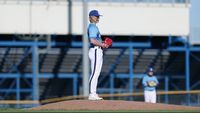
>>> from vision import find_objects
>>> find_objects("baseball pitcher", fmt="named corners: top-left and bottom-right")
top-left (87, 10), bottom-right (112, 100)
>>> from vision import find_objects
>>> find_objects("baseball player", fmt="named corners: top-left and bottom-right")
top-left (142, 67), bottom-right (159, 103)
top-left (87, 10), bottom-right (110, 100)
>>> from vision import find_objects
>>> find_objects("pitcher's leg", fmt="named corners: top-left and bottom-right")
top-left (88, 49), bottom-right (103, 100)
top-left (89, 49), bottom-right (103, 94)
top-left (89, 49), bottom-right (97, 94)
top-left (91, 53), bottom-right (103, 94)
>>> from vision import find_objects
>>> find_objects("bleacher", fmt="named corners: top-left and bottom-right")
top-left (164, 52), bottom-right (185, 75)
top-left (0, 46), bottom-right (199, 99)
top-left (40, 48), bottom-right (82, 73)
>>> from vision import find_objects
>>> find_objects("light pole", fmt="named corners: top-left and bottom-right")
top-left (82, 0), bottom-right (89, 97)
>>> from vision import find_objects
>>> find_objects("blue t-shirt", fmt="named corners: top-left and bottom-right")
top-left (87, 23), bottom-right (102, 46)
top-left (142, 75), bottom-right (159, 91)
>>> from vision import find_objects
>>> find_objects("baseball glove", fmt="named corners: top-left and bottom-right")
top-left (104, 37), bottom-right (113, 46)
top-left (147, 81), bottom-right (157, 87)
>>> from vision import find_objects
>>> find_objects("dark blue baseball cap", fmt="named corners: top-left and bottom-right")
top-left (89, 10), bottom-right (102, 17)
top-left (148, 67), bottom-right (153, 72)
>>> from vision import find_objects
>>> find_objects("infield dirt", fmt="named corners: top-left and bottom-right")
top-left (32, 100), bottom-right (200, 111)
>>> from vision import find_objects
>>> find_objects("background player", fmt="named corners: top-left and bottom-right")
top-left (87, 10), bottom-right (109, 100)
top-left (142, 67), bottom-right (159, 103)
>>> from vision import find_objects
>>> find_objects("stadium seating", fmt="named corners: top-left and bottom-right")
top-left (0, 47), bottom-right (199, 99)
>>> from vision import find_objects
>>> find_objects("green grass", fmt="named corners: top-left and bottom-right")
top-left (0, 109), bottom-right (199, 113)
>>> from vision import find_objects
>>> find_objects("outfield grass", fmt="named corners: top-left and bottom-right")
top-left (0, 109), bottom-right (199, 113)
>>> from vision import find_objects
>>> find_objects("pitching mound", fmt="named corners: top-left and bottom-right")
top-left (32, 100), bottom-right (200, 111)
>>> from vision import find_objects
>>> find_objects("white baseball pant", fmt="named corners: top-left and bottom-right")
top-left (144, 90), bottom-right (157, 103)
top-left (89, 46), bottom-right (103, 95)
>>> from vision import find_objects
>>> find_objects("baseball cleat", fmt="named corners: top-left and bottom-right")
top-left (88, 94), bottom-right (103, 100)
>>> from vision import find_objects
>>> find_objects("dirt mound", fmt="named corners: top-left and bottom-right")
top-left (31, 100), bottom-right (200, 111)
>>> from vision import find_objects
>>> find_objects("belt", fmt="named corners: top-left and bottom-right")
top-left (90, 45), bottom-right (102, 49)
top-left (145, 89), bottom-right (156, 91)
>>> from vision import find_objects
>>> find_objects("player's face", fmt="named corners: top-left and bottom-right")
top-left (90, 16), bottom-right (100, 23)
top-left (95, 16), bottom-right (100, 23)
top-left (148, 72), bottom-right (153, 76)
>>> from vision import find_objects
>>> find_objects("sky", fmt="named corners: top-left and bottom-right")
top-left (190, 0), bottom-right (200, 28)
